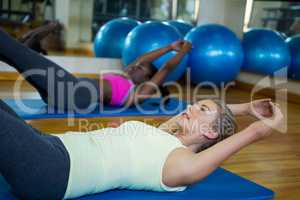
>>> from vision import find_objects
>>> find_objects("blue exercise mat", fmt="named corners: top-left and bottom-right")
top-left (3, 98), bottom-right (187, 119)
top-left (0, 168), bottom-right (274, 200)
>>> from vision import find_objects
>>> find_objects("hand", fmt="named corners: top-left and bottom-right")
top-left (250, 102), bottom-right (284, 139)
top-left (181, 41), bottom-right (192, 53)
top-left (170, 40), bottom-right (185, 52)
top-left (249, 99), bottom-right (273, 119)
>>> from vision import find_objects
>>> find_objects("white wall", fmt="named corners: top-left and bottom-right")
top-left (55, 0), bottom-right (70, 28)
top-left (197, 0), bottom-right (246, 37)
top-left (224, 0), bottom-right (246, 36)
top-left (79, 1), bottom-right (94, 42)
top-left (55, 0), bottom-right (93, 48)
top-left (197, 0), bottom-right (226, 25)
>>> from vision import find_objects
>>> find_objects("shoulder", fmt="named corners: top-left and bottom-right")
top-left (162, 148), bottom-right (195, 188)
top-left (128, 60), bottom-right (144, 67)
top-left (101, 72), bottom-right (127, 78)
top-left (121, 120), bottom-right (151, 129)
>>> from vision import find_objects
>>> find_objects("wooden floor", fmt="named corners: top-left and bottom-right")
top-left (223, 91), bottom-right (300, 200)
top-left (0, 80), bottom-right (299, 200)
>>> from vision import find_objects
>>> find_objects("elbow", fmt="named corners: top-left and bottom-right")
top-left (184, 172), bottom-right (208, 185)
top-left (176, 166), bottom-right (208, 186)
top-left (181, 163), bottom-right (218, 185)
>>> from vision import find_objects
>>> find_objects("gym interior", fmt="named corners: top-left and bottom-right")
top-left (0, 0), bottom-right (299, 200)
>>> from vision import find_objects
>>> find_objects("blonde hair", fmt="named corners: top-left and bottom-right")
top-left (199, 100), bottom-right (237, 151)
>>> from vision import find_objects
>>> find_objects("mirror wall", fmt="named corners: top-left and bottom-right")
top-left (247, 0), bottom-right (300, 37)
top-left (92, 0), bottom-right (198, 38)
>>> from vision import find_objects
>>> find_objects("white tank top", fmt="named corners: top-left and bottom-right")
top-left (56, 121), bottom-right (187, 199)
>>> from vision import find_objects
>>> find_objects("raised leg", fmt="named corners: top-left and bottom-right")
top-left (0, 28), bottom-right (100, 110)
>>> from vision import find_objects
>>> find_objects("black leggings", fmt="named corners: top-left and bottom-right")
top-left (0, 99), bottom-right (70, 200)
top-left (0, 28), bottom-right (100, 111)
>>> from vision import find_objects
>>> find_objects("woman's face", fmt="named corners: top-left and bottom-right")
top-left (126, 63), bottom-right (153, 84)
top-left (176, 100), bottom-right (221, 140)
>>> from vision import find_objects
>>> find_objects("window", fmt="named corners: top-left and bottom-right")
top-left (106, 0), bottom-right (137, 17)
top-left (92, 0), bottom-right (198, 37)
top-left (245, 0), bottom-right (300, 36)
top-left (140, 0), bottom-right (172, 21)
top-left (177, 0), bottom-right (196, 22)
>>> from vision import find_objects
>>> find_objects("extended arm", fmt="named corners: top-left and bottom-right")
top-left (129, 45), bottom-right (173, 66)
top-left (227, 103), bottom-right (250, 116)
top-left (126, 42), bottom-right (192, 106)
top-left (163, 122), bottom-right (271, 187)
top-left (163, 103), bottom-right (282, 187)
top-left (163, 124), bottom-right (262, 186)
top-left (182, 124), bottom-right (263, 185)
top-left (227, 99), bottom-right (273, 117)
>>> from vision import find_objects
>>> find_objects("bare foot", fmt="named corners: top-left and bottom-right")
top-left (19, 21), bottom-right (62, 54)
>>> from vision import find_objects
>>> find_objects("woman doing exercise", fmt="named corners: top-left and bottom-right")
top-left (0, 97), bottom-right (282, 199)
top-left (0, 28), bottom-right (191, 111)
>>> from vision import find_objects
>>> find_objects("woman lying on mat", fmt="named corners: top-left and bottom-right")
top-left (0, 98), bottom-right (282, 199)
top-left (0, 28), bottom-right (191, 111)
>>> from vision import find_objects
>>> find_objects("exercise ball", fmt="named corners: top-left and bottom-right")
top-left (185, 24), bottom-right (243, 85)
top-left (94, 18), bottom-right (141, 58)
top-left (286, 35), bottom-right (300, 80)
top-left (279, 32), bottom-right (288, 39)
top-left (242, 28), bottom-right (291, 76)
top-left (144, 20), bottom-right (159, 24)
top-left (163, 20), bottom-right (193, 36)
top-left (122, 22), bottom-right (188, 82)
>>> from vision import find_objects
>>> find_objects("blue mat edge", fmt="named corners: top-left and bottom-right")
top-left (219, 168), bottom-right (275, 200)
top-left (0, 168), bottom-right (275, 200)
top-left (4, 98), bottom-right (188, 120)
top-left (1, 99), bottom-right (275, 199)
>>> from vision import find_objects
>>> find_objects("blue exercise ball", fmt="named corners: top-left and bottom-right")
top-left (242, 28), bottom-right (291, 76)
top-left (122, 22), bottom-right (188, 82)
top-left (279, 32), bottom-right (288, 39)
top-left (144, 20), bottom-right (159, 24)
top-left (163, 20), bottom-right (193, 36)
top-left (185, 24), bottom-right (243, 85)
top-left (286, 35), bottom-right (300, 80)
top-left (94, 18), bottom-right (141, 58)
